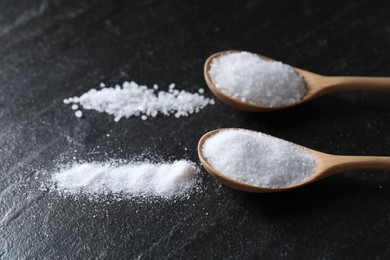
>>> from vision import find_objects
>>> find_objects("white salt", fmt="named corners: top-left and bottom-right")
top-left (75, 110), bottom-right (82, 118)
top-left (71, 104), bottom-right (79, 110)
top-left (52, 160), bottom-right (197, 198)
top-left (63, 81), bottom-right (214, 121)
top-left (202, 129), bottom-right (316, 188)
top-left (208, 51), bottom-right (306, 107)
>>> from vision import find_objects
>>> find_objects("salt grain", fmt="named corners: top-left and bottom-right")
top-left (202, 129), bottom-right (316, 188)
top-left (52, 160), bottom-right (197, 198)
top-left (71, 104), bottom-right (79, 110)
top-left (75, 110), bottom-right (82, 118)
top-left (63, 81), bottom-right (214, 121)
top-left (209, 51), bottom-right (306, 107)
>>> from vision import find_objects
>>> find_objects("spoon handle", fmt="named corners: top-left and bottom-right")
top-left (321, 155), bottom-right (390, 177)
top-left (324, 76), bottom-right (390, 92)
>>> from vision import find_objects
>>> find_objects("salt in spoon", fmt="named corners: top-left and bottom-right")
top-left (204, 50), bottom-right (390, 112)
top-left (198, 128), bottom-right (390, 193)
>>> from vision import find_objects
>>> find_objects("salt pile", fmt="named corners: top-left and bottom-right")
top-left (202, 129), bottom-right (316, 188)
top-left (51, 160), bottom-right (198, 198)
top-left (63, 81), bottom-right (215, 121)
top-left (208, 51), bottom-right (306, 107)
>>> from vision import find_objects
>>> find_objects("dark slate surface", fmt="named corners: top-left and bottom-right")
top-left (1, 0), bottom-right (390, 259)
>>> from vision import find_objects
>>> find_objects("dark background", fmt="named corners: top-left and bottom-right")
top-left (1, 0), bottom-right (390, 259)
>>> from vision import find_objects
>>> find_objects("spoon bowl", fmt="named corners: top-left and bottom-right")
top-left (204, 50), bottom-right (390, 112)
top-left (198, 128), bottom-right (390, 192)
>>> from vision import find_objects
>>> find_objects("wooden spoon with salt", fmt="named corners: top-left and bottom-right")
top-left (198, 128), bottom-right (390, 193)
top-left (204, 50), bottom-right (390, 112)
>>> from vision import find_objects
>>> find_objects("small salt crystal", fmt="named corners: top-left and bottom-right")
top-left (198, 88), bottom-right (205, 94)
top-left (169, 83), bottom-right (175, 89)
top-left (100, 82), bottom-right (106, 88)
top-left (209, 51), bottom-right (306, 107)
top-left (71, 104), bottom-right (79, 110)
top-left (75, 110), bottom-right (82, 118)
top-left (141, 115), bottom-right (147, 120)
top-left (153, 84), bottom-right (159, 90)
top-left (202, 129), bottom-right (316, 188)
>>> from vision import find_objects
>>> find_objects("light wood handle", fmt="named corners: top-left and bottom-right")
top-left (324, 77), bottom-right (390, 92)
top-left (319, 155), bottom-right (390, 178)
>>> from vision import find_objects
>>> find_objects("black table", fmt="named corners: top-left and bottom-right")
top-left (1, 0), bottom-right (390, 258)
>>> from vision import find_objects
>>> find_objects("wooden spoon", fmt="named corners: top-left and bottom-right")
top-left (198, 128), bottom-right (390, 193)
top-left (204, 50), bottom-right (390, 111)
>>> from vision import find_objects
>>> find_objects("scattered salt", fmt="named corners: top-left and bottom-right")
top-left (51, 160), bottom-right (198, 198)
top-left (63, 81), bottom-right (214, 121)
top-left (208, 51), bottom-right (306, 107)
top-left (198, 88), bottom-right (205, 94)
top-left (100, 82), bottom-right (106, 88)
top-left (75, 110), bottom-right (82, 118)
top-left (71, 104), bottom-right (79, 110)
top-left (202, 129), bottom-right (316, 188)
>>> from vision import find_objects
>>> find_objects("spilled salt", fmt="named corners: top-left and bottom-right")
top-left (51, 160), bottom-right (198, 198)
top-left (63, 81), bottom-right (214, 122)
top-left (202, 129), bottom-right (316, 188)
top-left (208, 51), bottom-right (306, 107)
top-left (75, 110), bottom-right (82, 118)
